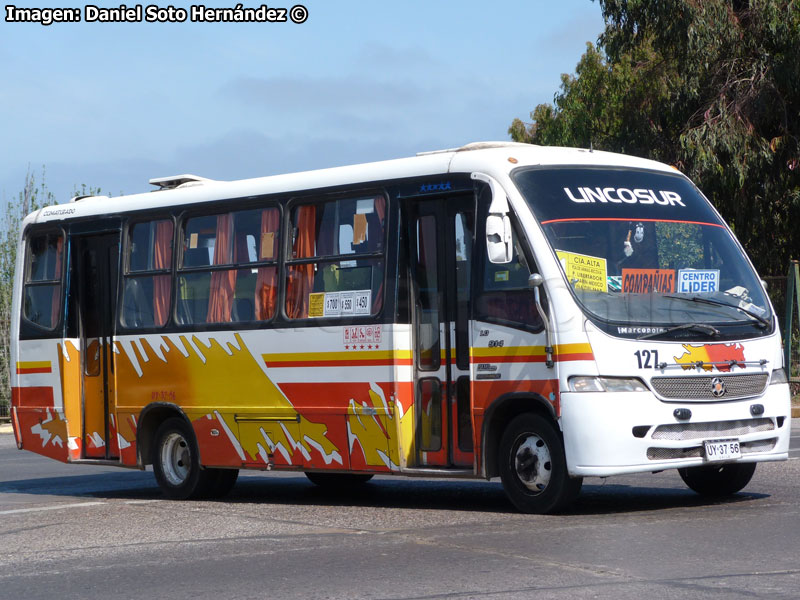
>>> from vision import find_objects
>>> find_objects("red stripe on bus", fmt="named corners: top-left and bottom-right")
top-left (264, 359), bottom-right (413, 368)
top-left (471, 352), bottom-right (594, 364)
top-left (539, 217), bottom-right (725, 228)
top-left (16, 367), bottom-right (52, 374)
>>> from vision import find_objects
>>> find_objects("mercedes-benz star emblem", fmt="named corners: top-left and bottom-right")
top-left (711, 377), bottom-right (727, 398)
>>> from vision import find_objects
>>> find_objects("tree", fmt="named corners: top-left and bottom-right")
top-left (510, 0), bottom-right (800, 276)
top-left (0, 173), bottom-right (104, 415)
top-left (0, 169), bottom-right (57, 414)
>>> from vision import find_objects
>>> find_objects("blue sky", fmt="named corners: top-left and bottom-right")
top-left (1, 1), bottom-right (605, 202)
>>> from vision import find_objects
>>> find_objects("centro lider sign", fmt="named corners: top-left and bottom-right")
top-left (564, 187), bottom-right (685, 206)
top-left (677, 269), bottom-right (720, 293)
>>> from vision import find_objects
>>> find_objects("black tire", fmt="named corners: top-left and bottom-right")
top-left (152, 417), bottom-right (214, 500)
top-left (678, 462), bottom-right (756, 497)
top-left (305, 472), bottom-right (374, 487)
top-left (498, 413), bottom-right (582, 514)
top-left (204, 468), bottom-right (239, 499)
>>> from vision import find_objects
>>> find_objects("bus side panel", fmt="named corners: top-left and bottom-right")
top-left (277, 381), bottom-right (399, 471)
top-left (114, 410), bottom-right (140, 466)
top-left (112, 329), bottom-right (404, 473)
top-left (468, 321), bottom-right (595, 473)
top-left (12, 338), bottom-right (69, 463)
top-left (113, 332), bottom-right (284, 469)
top-left (59, 339), bottom-right (83, 460)
top-left (392, 380), bottom-right (415, 470)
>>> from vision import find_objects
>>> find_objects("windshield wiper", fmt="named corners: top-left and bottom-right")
top-left (637, 322), bottom-right (721, 340)
top-left (663, 295), bottom-right (771, 328)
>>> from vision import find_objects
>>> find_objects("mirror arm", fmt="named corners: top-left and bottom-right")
top-left (534, 288), bottom-right (554, 368)
top-left (471, 172), bottom-right (509, 214)
top-left (529, 274), bottom-right (554, 368)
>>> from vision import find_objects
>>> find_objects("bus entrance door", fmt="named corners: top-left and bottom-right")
top-left (408, 197), bottom-right (475, 468)
top-left (72, 232), bottom-right (121, 460)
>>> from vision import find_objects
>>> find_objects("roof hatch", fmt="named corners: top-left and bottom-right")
top-left (149, 174), bottom-right (216, 190)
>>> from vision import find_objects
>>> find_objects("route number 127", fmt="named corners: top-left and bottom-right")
top-left (634, 349), bottom-right (660, 369)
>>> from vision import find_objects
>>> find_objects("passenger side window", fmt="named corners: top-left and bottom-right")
top-left (121, 219), bottom-right (174, 328)
top-left (23, 232), bottom-right (64, 330)
top-left (285, 195), bottom-right (386, 319)
top-left (176, 207), bottom-right (280, 325)
top-left (475, 209), bottom-right (543, 331)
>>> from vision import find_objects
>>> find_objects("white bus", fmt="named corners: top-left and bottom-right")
top-left (10, 142), bottom-right (791, 513)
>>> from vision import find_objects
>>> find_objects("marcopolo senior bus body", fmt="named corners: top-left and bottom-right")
top-left (10, 142), bottom-right (792, 513)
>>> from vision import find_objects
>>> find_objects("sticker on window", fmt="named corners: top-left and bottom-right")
top-left (622, 269), bottom-right (676, 293)
top-left (353, 213), bottom-right (367, 245)
top-left (308, 292), bottom-right (325, 317)
top-left (260, 232), bottom-right (274, 259)
top-left (324, 293), bottom-right (341, 317)
top-left (607, 276), bottom-right (622, 291)
top-left (310, 290), bottom-right (372, 318)
top-left (353, 290), bottom-right (371, 315)
top-left (556, 251), bottom-right (608, 292)
top-left (677, 269), bottom-right (720, 294)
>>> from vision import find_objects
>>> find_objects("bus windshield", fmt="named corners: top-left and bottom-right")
top-left (512, 167), bottom-right (773, 340)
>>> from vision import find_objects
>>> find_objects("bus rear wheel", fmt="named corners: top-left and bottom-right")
top-left (305, 472), bottom-right (374, 487)
top-left (205, 468), bottom-right (239, 498)
top-left (498, 414), bottom-right (582, 514)
top-left (153, 417), bottom-right (216, 500)
top-left (678, 462), bottom-right (756, 496)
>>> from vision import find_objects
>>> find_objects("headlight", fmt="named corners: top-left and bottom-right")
top-left (770, 368), bottom-right (788, 385)
top-left (568, 376), bottom-right (649, 393)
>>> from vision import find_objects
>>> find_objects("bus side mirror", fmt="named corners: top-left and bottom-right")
top-left (471, 171), bottom-right (513, 264)
top-left (486, 214), bottom-right (513, 264)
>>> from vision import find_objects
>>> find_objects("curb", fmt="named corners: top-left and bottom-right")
top-left (0, 423), bottom-right (13, 435)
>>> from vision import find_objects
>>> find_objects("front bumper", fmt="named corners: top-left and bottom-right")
top-left (560, 384), bottom-right (791, 477)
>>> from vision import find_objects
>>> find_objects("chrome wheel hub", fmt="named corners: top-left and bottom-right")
top-left (514, 434), bottom-right (552, 493)
top-left (161, 432), bottom-right (191, 486)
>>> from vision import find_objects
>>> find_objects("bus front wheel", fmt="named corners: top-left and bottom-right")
top-left (153, 417), bottom-right (215, 500)
top-left (498, 414), bottom-right (582, 514)
top-left (678, 462), bottom-right (756, 496)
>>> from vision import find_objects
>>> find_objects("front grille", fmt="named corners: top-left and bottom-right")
top-left (650, 373), bottom-right (768, 401)
top-left (741, 438), bottom-right (777, 454)
top-left (647, 447), bottom-right (704, 460)
top-left (646, 438), bottom-right (778, 461)
top-left (652, 418), bottom-right (774, 441)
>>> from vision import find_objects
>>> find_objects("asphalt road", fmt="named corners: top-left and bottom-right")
top-left (1, 426), bottom-right (800, 600)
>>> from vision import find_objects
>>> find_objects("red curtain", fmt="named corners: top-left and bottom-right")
top-left (286, 205), bottom-right (316, 319)
top-left (372, 196), bottom-right (385, 312)
top-left (375, 195), bottom-right (385, 223)
top-left (207, 214), bottom-right (235, 322)
top-left (50, 236), bottom-right (63, 328)
top-left (153, 220), bottom-right (173, 326)
top-left (255, 208), bottom-right (279, 320)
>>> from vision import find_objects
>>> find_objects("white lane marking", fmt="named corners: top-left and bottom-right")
top-left (0, 501), bottom-right (105, 515)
